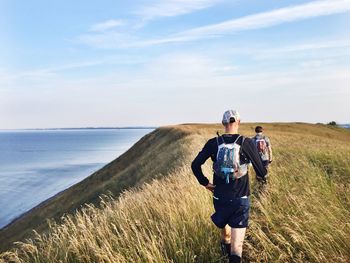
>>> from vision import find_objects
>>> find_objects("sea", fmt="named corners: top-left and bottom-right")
top-left (0, 128), bottom-right (154, 229)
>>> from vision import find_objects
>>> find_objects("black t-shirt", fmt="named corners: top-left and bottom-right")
top-left (191, 133), bottom-right (267, 199)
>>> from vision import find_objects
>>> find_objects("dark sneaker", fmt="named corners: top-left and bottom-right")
top-left (220, 241), bottom-right (231, 256)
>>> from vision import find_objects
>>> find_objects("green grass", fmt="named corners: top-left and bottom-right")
top-left (1, 123), bottom-right (349, 262)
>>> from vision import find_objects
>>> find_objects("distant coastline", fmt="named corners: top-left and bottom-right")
top-left (0, 128), bottom-right (154, 230)
top-left (1, 124), bottom-right (348, 131)
top-left (0, 127), bottom-right (158, 131)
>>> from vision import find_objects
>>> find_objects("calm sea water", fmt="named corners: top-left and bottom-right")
top-left (0, 128), bottom-right (153, 229)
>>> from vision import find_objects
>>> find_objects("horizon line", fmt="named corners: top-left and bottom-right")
top-left (0, 126), bottom-right (158, 131)
top-left (1, 122), bottom-right (349, 131)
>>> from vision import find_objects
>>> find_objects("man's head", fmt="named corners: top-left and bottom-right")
top-left (255, 126), bottom-right (263, 134)
top-left (222, 110), bottom-right (240, 130)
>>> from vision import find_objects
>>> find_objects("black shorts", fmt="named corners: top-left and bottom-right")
top-left (211, 196), bottom-right (250, 229)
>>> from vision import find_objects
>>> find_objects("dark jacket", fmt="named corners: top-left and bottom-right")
top-left (191, 133), bottom-right (267, 198)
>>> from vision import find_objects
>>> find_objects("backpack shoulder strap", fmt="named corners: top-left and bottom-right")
top-left (241, 136), bottom-right (246, 146)
top-left (238, 136), bottom-right (246, 155)
top-left (259, 135), bottom-right (267, 144)
top-left (220, 136), bottom-right (225, 145)
top-left (216, 135), bottom-right (225, 146)
top-left (233, 135), bottom-right (242, 144)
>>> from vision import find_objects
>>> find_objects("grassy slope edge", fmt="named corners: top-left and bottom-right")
top-left (0, 126), bottom-right (191, 252)
top-left (1, 123), bottom-right (350, 263)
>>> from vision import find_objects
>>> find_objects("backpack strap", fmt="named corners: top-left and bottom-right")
top-left (217, 134), bottom-right (244, 147)
top-left (216, 135), bottom-right (225, 146)
top-left (233, 135), bottom-right (241, 144)
top-left (241, 136), bottom-right (246, 146)
top-left (238, 136), bottom-right (245, 154)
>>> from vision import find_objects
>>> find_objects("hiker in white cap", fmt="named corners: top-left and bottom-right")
top-left (191, 110), bottom-right (267, 263)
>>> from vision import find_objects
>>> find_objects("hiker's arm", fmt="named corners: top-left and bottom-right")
top-left (191, 141), bottom-right (212, 186)
top-left (242, 138), bottom-right (267, 178)
top-left (268, 146), bottom-right (273, 162)
top-left (266, 137), bottom-right (273, 162)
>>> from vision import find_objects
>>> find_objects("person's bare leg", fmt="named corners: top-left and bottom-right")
top-left (221, 225), bottom-right (231, 243)
top-left (219, 225), bottom-right (231, 256)
top-left (231, 227), bottom-right (246, 256)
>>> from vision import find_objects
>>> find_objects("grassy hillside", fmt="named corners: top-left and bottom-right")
top-left (1, 123), bottom-right (350, 262)
top-left (0, 127), bottom-right (191, 252)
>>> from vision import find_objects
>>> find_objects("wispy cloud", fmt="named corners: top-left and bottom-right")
top-left (77, 0), bottom-right (350, 49)
top-left (5, 52), bottom-right (350, 127)
top-left (159, 0), bottom-right (350, 43)
top-left (3, 49), bottom-right (350, 127)
top-left (244, 39), bottom-right (350, 61)
top-left (14, 60), bottom-right (111, 80)
top-left (89, 19), bottom-right (126, 32)
top-left (76, 32), bottom-right (135, 49)
top-left (135, 0), bottom-right (223, 21)
top-left (262, 39), bottom-right (350, 54)
top-left (0, 58), bottom-right (136, 86)
top-left (299, 58), bottom-right (337, 69)
top-left (77, 0), bottom-right (223, 47)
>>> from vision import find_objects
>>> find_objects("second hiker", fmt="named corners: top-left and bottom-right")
top-left (251, 126), bottom-right (273, 169)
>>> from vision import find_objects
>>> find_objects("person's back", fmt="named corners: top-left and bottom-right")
top-left (252, 126), bottom-right (272, 168)
top-left (191, 110), bottom-right (268, 263)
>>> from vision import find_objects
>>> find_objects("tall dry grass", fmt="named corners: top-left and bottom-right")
top-left (1, 123), bottom-right (349, 262)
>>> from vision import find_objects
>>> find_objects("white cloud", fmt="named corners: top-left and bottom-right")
top-left (77, 31), bottom-right (136, 49)
top-left (77, 0), bottom-right (224, 47)
top-left (2, 52), bottom-right (350, 128)
top-left (1, 55), bottom-right (149, 85)
top-left (135, 0), bottom-right (223, 21)
top-left (1, 60), bottom-right (110, 82)
top-left (161, 0), bottom-right (350, 43)
top-left (235, 39), bottom-right (350, 62)
top-left (281, 40), bottom-right (350, 53)
top-left (77, 0), bottom-right (350, 49)
top-left (89, 19), bottom-right (125, 32)
top-left (257, 39), bottom-right (350, 55)
top-left (76, 19), bottom-right (131, 48)
top-left (144, 53), bottom-right (237, 81)
top-left (299, 58), bottom-right (337, 68)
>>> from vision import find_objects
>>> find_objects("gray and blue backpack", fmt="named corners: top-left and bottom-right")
top-left (213, 135), bottom-right (248, 184)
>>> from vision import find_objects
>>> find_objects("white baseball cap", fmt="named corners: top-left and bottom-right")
top-left (222, 110), bottom-right (240, 124)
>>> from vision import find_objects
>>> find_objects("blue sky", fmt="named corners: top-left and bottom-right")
top-left (1, 0), bottom-right (350, 128)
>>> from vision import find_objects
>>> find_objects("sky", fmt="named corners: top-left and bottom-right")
top-left (1, 0), bottom-right (350, 128)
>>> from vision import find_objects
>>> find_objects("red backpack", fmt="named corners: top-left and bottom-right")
top-left (255, 136), bottom-right (267, 153)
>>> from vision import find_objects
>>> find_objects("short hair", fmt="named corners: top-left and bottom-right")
top-left (255, 126), bottom-right (263, 133)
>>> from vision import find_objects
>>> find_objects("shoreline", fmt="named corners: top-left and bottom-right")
top-left (0, 127), bottom-right (158, 131)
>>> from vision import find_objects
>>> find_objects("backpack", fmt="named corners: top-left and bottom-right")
top-left (213, 135), bottom-right (248, 184)
top-left (254, 136), bottom-right (267, 154)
